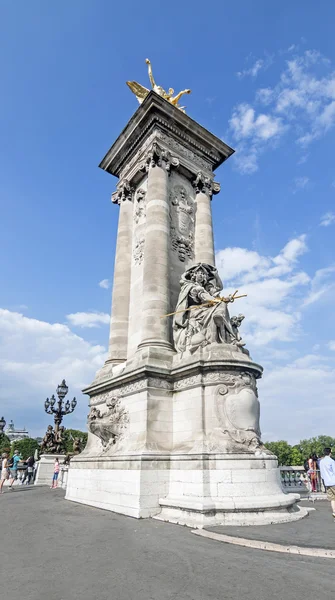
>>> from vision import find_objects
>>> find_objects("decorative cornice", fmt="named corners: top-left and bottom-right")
top-left (99, 92), bottom-right (234, 178)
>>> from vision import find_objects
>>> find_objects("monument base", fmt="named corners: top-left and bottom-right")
top-left (34, 454), bottom-right (66, 487)
top-left (66, 452), bottom-right (305, 527)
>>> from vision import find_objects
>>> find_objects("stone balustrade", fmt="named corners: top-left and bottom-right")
top-left (280, 466), bottom-right (309, 494)
top-left (280, 466), bottom-right (326, 496)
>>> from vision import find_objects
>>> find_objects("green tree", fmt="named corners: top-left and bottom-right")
top-left (0, 433), bottom-right (11, 455)
top-left (290, 446), bottom-right (304, 466)
top-left (12, 438), bottom-right (40, 460)
top-left (263, 440), bottom-right (293, 466)
top-left (296, 436), bottom-right (335, 461)
top-left (62, 429), bottom-right (88, 453)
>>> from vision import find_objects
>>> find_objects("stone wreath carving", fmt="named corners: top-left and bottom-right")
top-left (170, 185), bottom-right (194, 262)
top-left (133, 237), bottom-right (145, 265)
top-left (134, 188), bottom-right (146, 224)
top-left (215, 372), bottom-right (262, 451)
top-left (87, 397), bottom-right (129, 450)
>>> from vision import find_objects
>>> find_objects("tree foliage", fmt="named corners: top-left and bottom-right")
top-left (0, 433), bottom-right (11, 455)
top-left (62, 429), bottom-right (88, 453)
top-left (264, 441), bottom-right (292, 466)
top-left (12, 437), bottom-right (40, 460)
top-left (264, 435), bottom-right (335, 466)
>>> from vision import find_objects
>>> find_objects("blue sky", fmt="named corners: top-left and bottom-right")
top-left (0, 1), bottom-right (334, 442)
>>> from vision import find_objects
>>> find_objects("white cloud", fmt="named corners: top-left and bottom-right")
top-left (230, 49), bottom-right (335, 173)
top-left (228, 104), bottom-right (286, 174)
top-left (0, 308), bottom-right (107, 436)
top-left (303, 266), bottom-right (335, 306)
top-left (237, 59), bottom-right (264, 79)
top-left (216, 235), bottom-right (310, 346)
top-left (292, 176), bottom-right (309, 193)
top-left (99, 279), bottom-right (110, 289)
top-left (320, 212), bottom-right (335, 227)
top-left (229, 104), bottom-right (284, 141)
top-left (329, 341), bottom-right (335, 351)
top-left (67, 311), bottom-right (110, 328)
top-left (260, 355), bottom-right (335, 442)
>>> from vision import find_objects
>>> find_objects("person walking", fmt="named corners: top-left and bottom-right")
top-left (319, 448), bottom-right (335, 520)
top-left (308, 453), bottom-right (318, 493)
top-left (8, 450), bottom-right (22, 489)
top-left (0, 453), bottom-right (9, 493)
top-left (22, 456), bottom-right (35, 485)
top-left (50, 457), bottom-right (60, 489)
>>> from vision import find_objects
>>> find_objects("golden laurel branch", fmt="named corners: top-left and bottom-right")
top-left (161, 290), bottom-right (247, 318)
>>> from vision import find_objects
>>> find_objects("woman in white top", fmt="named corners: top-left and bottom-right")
top-left (0, 453), bottom-right (9, 493)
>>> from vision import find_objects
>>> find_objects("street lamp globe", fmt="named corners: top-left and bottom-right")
top-left (57, 379), bottom-right (68, 400)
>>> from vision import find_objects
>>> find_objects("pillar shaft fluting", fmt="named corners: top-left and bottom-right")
top-left (193, 172), bottom-right (220, 266)
top-left (138, 144), bottom-right (176, 350)
top-left (107, 180), bottom-right (133, 363)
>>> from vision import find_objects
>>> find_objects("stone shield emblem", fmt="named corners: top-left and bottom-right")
top-left (217, 386), bottom-right (260, 433)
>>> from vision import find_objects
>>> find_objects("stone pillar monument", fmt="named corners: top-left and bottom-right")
top-left (66, 90), bottom-right (306, 527)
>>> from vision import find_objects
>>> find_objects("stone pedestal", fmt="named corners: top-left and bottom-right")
top-left (34, 454), bottom-right (66, 486)
top-left (66, 92), bottom-right (304, 527)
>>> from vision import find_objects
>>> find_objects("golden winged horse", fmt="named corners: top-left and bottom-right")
top-left (127, 59), bottom-right (191, 113)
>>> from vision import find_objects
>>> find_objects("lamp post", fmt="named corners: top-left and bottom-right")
top-left (0, 416), bottom-right (6, 434)
top-left (44, 380), bottom-right (77, 433)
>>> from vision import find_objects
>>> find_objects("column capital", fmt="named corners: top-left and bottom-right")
top-left (193, 171), bottom-right (220, 197)
top-left (139, 142), bottom-right (179, 174)
top-left (111, 179), bottom-right (134, 205)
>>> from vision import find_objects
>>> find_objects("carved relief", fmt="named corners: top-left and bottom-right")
top-left (214, 372), bottom-right (262, 452)
top-left (139, 142), bottom-right (179, 173)
top-left (133, 237), bottom-right (145, 265)
top-left (155, 131), bottom-right (213, 172)
top-left (174, 374), bottom-right (202, 390)
top-left (170, 185), bottom-right (194, 262)
top-left (111, 179), bottom-right (133, 204)
top-left (134, 188), bottom-right (146, 224)
top-left (193, 171), bottom-right (220, 197)
top-left (148, 377), bottom-right (173, 390)
top-left (87, 397), bottom-right (129, 450)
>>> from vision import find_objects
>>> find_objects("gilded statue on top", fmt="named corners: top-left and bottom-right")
top-left (127, 59), bottom-right (191, 113)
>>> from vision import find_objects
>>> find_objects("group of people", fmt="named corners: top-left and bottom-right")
top-left (0, 450), bottom-right (36, 492)
top-left (307, 448), bottom-right (335, 518)
top-left (0, 451), bottom-right (61, 492)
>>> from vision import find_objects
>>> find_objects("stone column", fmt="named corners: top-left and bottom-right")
top-left (138, 142), bottom-right (179, 350)
top-left (107, 180), bottom-right (133, 364)
top-left (193, 172), bottom-right (220, 266)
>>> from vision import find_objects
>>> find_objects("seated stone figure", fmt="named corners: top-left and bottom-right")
top-left (173, 263), bottom-right (245, 354)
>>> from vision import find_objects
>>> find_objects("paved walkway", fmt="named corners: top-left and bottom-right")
top-left (0, 488), bottom-right (334, 600)
top-left (205, 501), bottom-right (334, 549)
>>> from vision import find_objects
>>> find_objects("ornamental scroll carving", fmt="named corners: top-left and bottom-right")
top-left (155, 131), bottom-right (213, 172)
top-left (193, 172), bottom-right (220, 197)
top-left (170, 185), bottom-right (194, 262)
top-left (87, 397), bottom-right (129, 450)
top-left (112, 179), bottom-right (133, 204)
top-left (133, 237), bottom-right (145, 265)
top-left (134, 188), bottom-right (146, 224)
top-left (139, 142), bottom-right (179, 173)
